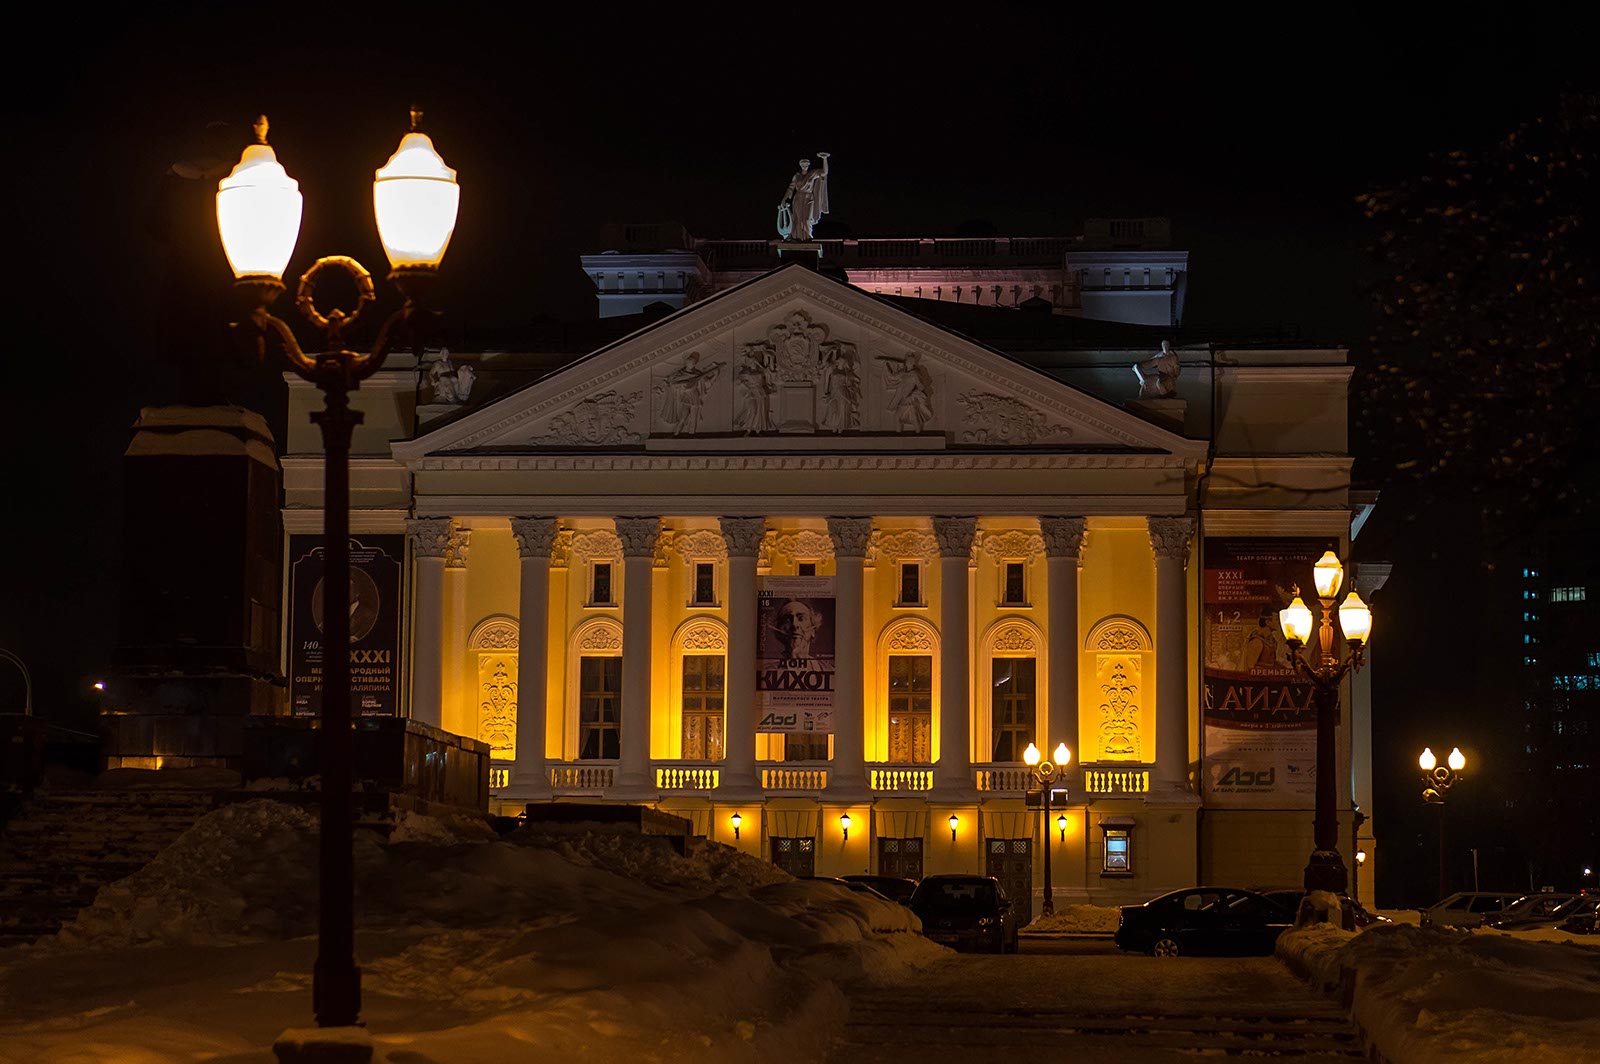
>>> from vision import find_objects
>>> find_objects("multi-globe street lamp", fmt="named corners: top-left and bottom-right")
top-left (1419, 745), bottom-right (1467, 900)
top-left (215, 109), bottom-right (459, 1031)
top-left (1277, 551), bottom-right (1373, 894)
top-left (1022, 741), bottom-right (1072, 917)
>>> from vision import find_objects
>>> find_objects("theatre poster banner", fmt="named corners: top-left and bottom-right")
top-left (755, 576), bottom-right (836, 734)
top-left (1201, 537), bottom-right (1336, 808)
top-left (288, 534), bottom-right (404, 718)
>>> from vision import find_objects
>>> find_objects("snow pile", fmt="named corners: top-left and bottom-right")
top-left (1023, 903), bottom-right (1120, 934)
top-left (4, 801), bottom-right (942, 1063)
top-left (1278, 920), bottom-right (1600, 1063)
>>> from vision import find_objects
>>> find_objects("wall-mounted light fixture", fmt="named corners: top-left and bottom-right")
top-left (1057, 814), bottom-right (1067, 842)
top-left (840, 813), bottom-right (851, 842)
top-left (948, 814), bottom-right (959, 842)
top-left (731, 812), bottom-right (742, 841)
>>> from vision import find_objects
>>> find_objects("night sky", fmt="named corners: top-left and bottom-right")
top-left (3, 6), bottom-right (1587, 900)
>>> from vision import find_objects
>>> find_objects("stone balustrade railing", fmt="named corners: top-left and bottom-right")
top-left (549, 762), bottom-right (617, 791)
top-left (656, 763), bottom-right (720, 791)
top-left (1081, 763), bottom-right (1152, 795)
top-left (761, 762), bottom-right (829, 791)
top-left (870, 765), bottom-right (935, 792)
top-left (973, 764), bottom-right (1033, 793)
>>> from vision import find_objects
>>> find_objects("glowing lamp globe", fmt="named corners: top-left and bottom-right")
top-left (216, 120), bottom-right (302, 280)
top-left (1054, 742), bottom-right (1071, 767)
top-left (373, 131), bottom-right (459, 271)
top-left (1279, 593), bottom-right (1314, 645)
top-left (1023, 742), bottom-right (1041, 766)
top-left (1339, 591), bottom-right (1373, 646)
top-left (1419, 747), bottom-right (1437, 772)
top-left (1313, 551), bottom-right (1344, 600)
top-left (1448, 747), bottom-right (1466, 772)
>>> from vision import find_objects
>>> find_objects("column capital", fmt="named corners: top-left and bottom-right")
top-left (826, 516), bottom-right (874, 558)
top-left (1148, 516), bottom-right (1196, 562)
top-left (407, 517), bottom-right (453, 559)
top-left (931, 515), bottom-right (978, 557)
top-left (719, 516), bottom-right (768, 557)
top-left (614, 516), bottom-right (662, 557)
top-left (1040, 517), bottom-right (1088, 559)
top-left (510, 516), bottom-right (559, 560)
top-left (445, 523), bottom-right (471, 569)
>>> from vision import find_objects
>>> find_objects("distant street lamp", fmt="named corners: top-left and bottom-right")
top-left (1419, 746), bottom-right (1467, 901)
top-left (216, 109), bottom-right (458, 1032)
top-left (1023, 741), bottom-right (1072, 917)
top-left (1278, 551), bottom-right (1373, 894)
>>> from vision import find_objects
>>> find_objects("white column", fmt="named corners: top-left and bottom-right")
top-left (1149, 517), bottom-right (1195, 790)
top-left (719, 517), bottom-right (766, 794)
top-left (508, 517), bottom-right (557, 800)
top-left (615, 517), bottom-right (661, 794)
top-left (406, 518), bottom-right (451, 728)
top-left (1041, 517), bottom-right (1087, 757)
top-left (827, 517), bottom-right (873, 797)
top-left (933, 516), bottom-right (977, 794)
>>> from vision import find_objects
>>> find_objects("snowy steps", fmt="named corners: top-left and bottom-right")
top-left (0, 788), bottom-right (215, 947)
top-left (838, 1002), bottom-right (1366, 1060)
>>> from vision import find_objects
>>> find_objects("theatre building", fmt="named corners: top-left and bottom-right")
top-left (279, 226), bottom-right (1378, 912)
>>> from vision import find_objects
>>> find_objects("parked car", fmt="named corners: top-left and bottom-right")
top-left (1420, 892), bottom-right (1520, 929)
top-left (801, 876), bottom-right (895, 903)
top-left (1115, 887), bottom-right (1292, 957)
top-left (841, 874), bottom-right (918, 906)
top-left (1482, 892), bottom-right (1579, 930)
top-left (1254, 888), bottom-right (1392, 929)
top-left (1556, 893), bottom-right (1600, 935)
top-left (908, 874), bottom-right (1020, 953)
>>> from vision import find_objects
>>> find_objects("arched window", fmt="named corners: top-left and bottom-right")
top-left (568, 617), bottom-right (624, 760)
top-left (672, 616), bottom-right (728, 761)
top-left (877, 618), bottom-right (941, 764)
top-left (978, 617), bottom-right (1044, 763)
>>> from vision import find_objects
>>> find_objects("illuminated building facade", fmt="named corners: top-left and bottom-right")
top-left (280, 242), bottom-right (1373, 908)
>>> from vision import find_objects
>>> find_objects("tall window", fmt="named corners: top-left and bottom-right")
top-left (578, 656), bottom-right (621, 759)
top-left (991, 658), bottom-right (1036, 761)
top-left (785, 732), bottom-right (830, 760)
top-left (692, 562), bottom-right (716, 606)
top-left (590, 562), bottom-right (614, 606)
top-left (898, 562), bottom-right (922, 606)
top-left (888, 654), bottom-right (933, 762)
top-left (681, 654), bottom-right (725, 760)
top-left (1002, 562), bottom-right (1026, 605)
top-left (1552, 587), bottom-right (1587, 603)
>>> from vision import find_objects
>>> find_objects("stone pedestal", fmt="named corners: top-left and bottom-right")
top-left (101, 406), bottom-right (284, 771)
top-left (777, 241), bottom-right (822, 269)
top-left (1125, 397), bottom-right (1187, 434)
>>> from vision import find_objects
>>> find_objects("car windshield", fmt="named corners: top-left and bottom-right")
top-left (914, 880), bottom-right (995, 909)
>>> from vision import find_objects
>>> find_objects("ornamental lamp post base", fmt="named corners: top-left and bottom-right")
top-left (1303, 849), bottom-right (1349, 895)
top-left (272, 1026), bottom-right (372, 1064)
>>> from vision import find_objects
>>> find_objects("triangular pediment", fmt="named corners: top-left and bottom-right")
top-left (393, 266), bottom-right (1205, 463)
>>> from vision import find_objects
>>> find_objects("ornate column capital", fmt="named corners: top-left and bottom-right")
top-left (1040, 517), bottom-right (1088, 559)
top-left (445, 523), bottom-right (471, 569)
top-left (407, 517), bottom-right (453, 559)
top-left (720, 516), bottom-right (768, 558)
top-left (826, 516), bottom-right (874, 558)
top-left (1148, 517), bottom-right (1196, 562)
top-left (510, 516), bottom-right (559, 561)
top-left (614, 516), bottom-right (663, 557)
top-left (931, 516), bottom-right (978, 557)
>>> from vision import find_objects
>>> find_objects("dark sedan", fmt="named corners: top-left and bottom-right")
top-left (1115, 887), bottom-right (1292, 957)
top-left (1556, 893), bottom-right (1600, 934)
top-left (909, 874), bottom-right (1020, 953)
top-left (842, 874), bottom-right (918, 905)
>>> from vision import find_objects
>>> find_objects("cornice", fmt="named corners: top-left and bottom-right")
top-left (412, 452), bottom-right (1191, 473)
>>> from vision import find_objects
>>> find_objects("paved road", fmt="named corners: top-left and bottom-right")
top-left (831, 937), bottom-right (1364, 1063)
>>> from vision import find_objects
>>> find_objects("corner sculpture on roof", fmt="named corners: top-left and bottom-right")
top-left (777, 152), bottom-right (831, 241)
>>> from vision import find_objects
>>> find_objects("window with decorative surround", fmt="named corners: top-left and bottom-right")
top-left (578, 656), bottom-right (621, 759)
top-left (888, 655), bottom-right (933, 762)
top-left (589, 562), bottom-right (614, 606)
top-left (898, 562), bottom-right (923, 607)
top-left (1002, 561), bottom-right (1028, 606)
top-left (692, 561), bottom-right (717, 606)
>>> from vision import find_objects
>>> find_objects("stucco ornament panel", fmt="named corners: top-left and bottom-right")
top-left (566, 529), bottom-right (622, 564)
top-left (476, 651), bottom-right (518, 759)
top-left (406, 517), bottom-right (452, 559)
top-left (444, 525), bottom-right (471, 570)
top-left (663, 528), bottom-right (730, 562)
top-left (1096, 654), bottom-right (1142, 761)
top-left (575, 619), bottom-right (624, 651)
top-left (760, 528), bottom-right (836, 568)
top-left (536, 389), bottom-right (642, 445)
top-left (975, 529), bottom-right (1046, 562)
top-left (677, 618), bottom-right (728, 652)
top-left (510, 517), bottom-right (559, 560)
top-left (990, 622), bottom-right (1038, 654)
top-left (470, 617), bottom-right (519, 650)
top-left (867, 528), bottom-right (937, 567)
top-left (1084, 616), bottom-right (1153, 653)
top-left (883, 618), bottom-right (937, 652)
top-left (956, 392), bottom-right (1073, 445)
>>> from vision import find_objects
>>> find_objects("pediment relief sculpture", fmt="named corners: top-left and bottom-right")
top-left (878, 350), bottom-right (934, 432)
top-left (655, 352), bottom-right (722, 436)
top-left (537, 390), bottom-right (641, 446)
top-left (956, 392), bottom-right (1073, 446)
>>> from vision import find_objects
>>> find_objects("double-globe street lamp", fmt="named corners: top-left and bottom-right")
top-left (1278, 551), bottom-right (1374, 895)
top-left (1419, 745), bottom-right (1467, 900)
top-left (215, 109), bottom-right (459, 1030)
top-left (1022, 741), bottom-right (1072, 918)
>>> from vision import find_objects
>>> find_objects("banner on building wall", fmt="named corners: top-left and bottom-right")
top-left (1201, 537), bottom-right (1337, 808)
top-left (755, 576), bottom-right (836, 733)
top-left (288, 534), bottom-right (404, 718)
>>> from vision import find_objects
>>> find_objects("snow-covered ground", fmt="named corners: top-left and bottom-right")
top-left (0, 801), bottom-right (943, 1063)
top-left (1279, 917), bottom-right (1600, 1064)
top-left (1022, 903), bottom-right (1120, 934)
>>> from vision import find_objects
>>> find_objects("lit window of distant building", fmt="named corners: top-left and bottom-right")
top-left (1588, 652), bottom-right (1600, 667)
top-left (1524, 656), bottom-right (1538, 666)
top-left (1525, 634), bottom-right (1539, 644)
top-left (1523, 590), bottom-right (1538, 601)
top-left (1551, 587), bottom-right (1587, 602)
top-left (1523, 567), bottom-right (1540, 579)
top-left (1524, 612), bottom-right (1541, 623)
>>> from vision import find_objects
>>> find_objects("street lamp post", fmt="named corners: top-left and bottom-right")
top-left (1023, 741), bottom-right (1072, 918)
top-left (1277, 552), bottom-right (1373, 895)
top-left (216, 110), bottom-right (459, 1031)
top-left (1419, 745), bottom-right (1466, 901)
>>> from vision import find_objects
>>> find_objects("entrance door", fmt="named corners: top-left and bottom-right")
top-left (878, 837), bottom-right (924, 880)
top-left (771, 836), bottom-right (816, 877)
top-left (986, 838), bottom-right (1033, 926)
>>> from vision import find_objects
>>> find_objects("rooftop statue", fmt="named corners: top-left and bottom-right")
top-left (777, 153), bottom-right (831, 242)
top-left (1133, 340), bottom-right (1181, 399)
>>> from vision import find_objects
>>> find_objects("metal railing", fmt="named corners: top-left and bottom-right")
top-left (656, 763), bottom-right (720, 791)
top-left (869, 765), bottom-right (935, 792)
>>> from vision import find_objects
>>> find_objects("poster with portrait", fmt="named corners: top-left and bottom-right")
top-left (1201, 537), bottom-right (1337, 808)
top-left (755, 576), bottom-right (836, 734)
top-left (288, 534), bottom-right (404, 717)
